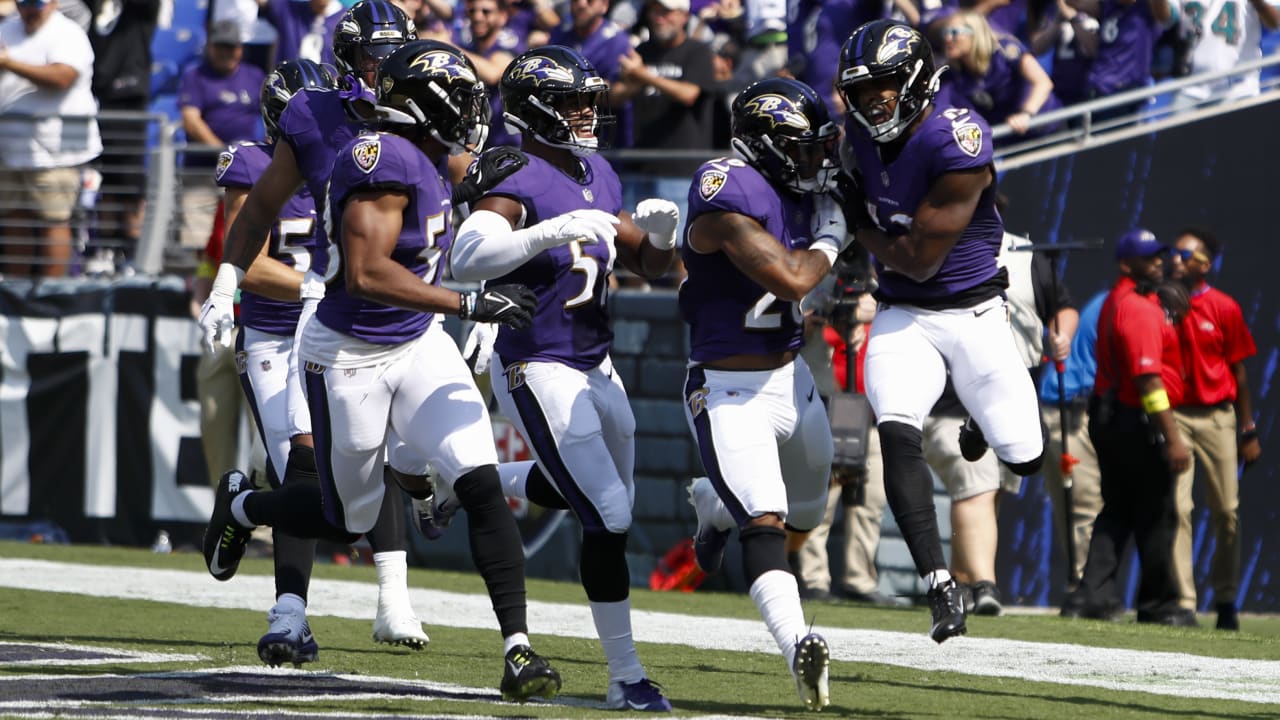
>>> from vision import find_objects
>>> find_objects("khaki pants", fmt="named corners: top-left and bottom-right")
top-left (798, 425), bottom-right (885, 594)
top-left (1173, 403), bottom-right (1240, 609)
top-left (197, 329), bottom-right (247, 487)
top-left (1040, 402), bottom-right (1102, 584)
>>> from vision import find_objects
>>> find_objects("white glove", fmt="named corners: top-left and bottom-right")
top-left (198, 263), bottom-right (244, 354)
top-left (531, 208), bottom-right (619, 247)
top-left (299, 269), bottom-right (326, 302)
top-left (462, 321), bottom-right (498, 375)
top-left (632, 198), bottom-right (680, 250)
top-left (808, 193), bottom-right (850, 265)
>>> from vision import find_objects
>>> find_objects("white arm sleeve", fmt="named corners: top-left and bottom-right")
top-left (449, 208), bottom-right (560, 282)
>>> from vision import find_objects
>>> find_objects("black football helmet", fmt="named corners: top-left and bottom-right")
top-left (730, 77), bottom-right (839, 194)
top-left (374, 40), bottom-right (491, 155)
top-left (260, 59), bottom-right (339, 138)
top-left (333, 0), bottom-right (417, 94)
top-left (500, 45), bottom-right (614, 156)
top-left (837, 20), bottom-right (942, 143)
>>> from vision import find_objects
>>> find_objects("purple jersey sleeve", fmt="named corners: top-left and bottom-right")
top-left (485, 153), bottom-right (623, 370)
top-left (679, 159), bottom-right (812, 363)
top-left (216, 141), bottom-right (316, 335)
top-left (317, 132), bottom-right (451, 345)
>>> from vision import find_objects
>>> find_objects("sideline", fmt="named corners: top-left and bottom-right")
top-left (1, 559), bottom-right (1278, 705)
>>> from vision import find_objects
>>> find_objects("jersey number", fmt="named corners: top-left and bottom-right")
top-left (1184, 1), bottom-right (1241, 45)
top-left (564, 238), bottom-right (605, 310)
top-left (275, 217), bottom-right (315, 273)
top-left (744, 291), bottom-right (801, 330)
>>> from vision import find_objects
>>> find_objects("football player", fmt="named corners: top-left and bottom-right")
top-left (450, 45), bottom-right (676, 712)
top-left (680, 77), bottom-right (846, 711)
top-left (306, 39), bottom-right (558, 702)
top-left (834, 19), bottom-right (1045, 642)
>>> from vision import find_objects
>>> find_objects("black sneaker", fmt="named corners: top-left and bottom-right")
top-left (500, 644), bottom-right (561, 702)
top-left (970, 580), bottom-right (1004, 616)
top-left (958, 417), bottom-right (989, 462)
top-left (1216, 602), bottom-right (1239, 631)
top-left (927, 579), bottom-right (968, 643)
top-left (202, 470), bottom-right (254, 582)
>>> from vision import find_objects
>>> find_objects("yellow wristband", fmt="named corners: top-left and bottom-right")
top-left (194, 260), bottom-right (217, 279)
top-left (1141, 388), bottom-right (1171, 414)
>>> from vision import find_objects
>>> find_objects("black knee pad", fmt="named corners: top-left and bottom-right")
top-left (878, 420), bottom-right (925, 462)
top-left (580, 530), bottom-right (629, 603)
top-left (454, 465), bottom-right (506, 512)
top-left (284, 444), bottom-right (318, 486)
top-left (739, 525), bottom-right (789, 587)
top-left (1003, 450), bottom-right (1045, 477)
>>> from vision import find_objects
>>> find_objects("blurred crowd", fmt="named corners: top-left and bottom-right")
top-left (0, 0), bottom-right (1277, 278)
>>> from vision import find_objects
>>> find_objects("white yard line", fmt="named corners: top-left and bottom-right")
top-left (2, 559), bottom-right (1278, 705)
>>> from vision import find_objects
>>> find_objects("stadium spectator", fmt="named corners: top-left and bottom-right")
top-left (939, 11), bottom-right (1062, 140)
top-left (616, 0), bottom-right (716, 219)
top-left (87, 0), bottom-right (160, 271)
top-left (504, 0), bottom-right (559, 46)
top-left (786, 0), bottom-right (882, 119)
top-left (211, 0), bottom-right (279, 72)
top-left (1082, 0), bottom-right (1173, 120)
top-left (177, 20), bottom-right (265, 251)
top-left (0, 0), bottom-right (102, 278)
top-left (259, 0), bottom-right (345, 67)
top-left (1064, 230), bottom-right (1195, 626)
top-left (796, 285), bottom-right (893, 605)
top-left (1172, 0), bottom-right (1280, 107)
top-left (1039, 290), bottom-right (1106, 588)
top-left (1029, 0), bottom-right (1098, 106)
top-left (1168, 226), bottom-right (1260, 631)
top-left (455, 0), bottom-right (524, 149)
top-left (726, 0), bottom-right (787, 97)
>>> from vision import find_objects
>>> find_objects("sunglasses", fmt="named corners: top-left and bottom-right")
top-left (944, 27), bottom-right (974, 39)
top-left (1174, 248), bottom-right (1211, 263)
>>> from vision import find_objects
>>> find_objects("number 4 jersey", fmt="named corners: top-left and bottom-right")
top-left (215, 141), bottom-right (317, 335)
top-left (680, 157), bottom-right (816, 364)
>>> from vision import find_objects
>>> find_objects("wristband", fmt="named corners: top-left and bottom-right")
top-left (1141, 388), bottom-right (1171, 414)
top-left (1241, 427), bottom-right (1258, 442)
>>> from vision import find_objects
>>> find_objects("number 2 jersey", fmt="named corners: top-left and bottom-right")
top-left (679, 158), bottom-right (816, 364)
top-left (317, 131), bottom-right (452, 346)
top-left (482, 153), bottom-right (623, 371)
top-left (214, 141), bottom-right (317, 336)
top-left (843, 105), bottom-right (1004, 307)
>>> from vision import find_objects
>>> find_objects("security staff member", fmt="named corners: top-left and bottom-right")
top-left (1064, 229), bottom-right (1194, 625)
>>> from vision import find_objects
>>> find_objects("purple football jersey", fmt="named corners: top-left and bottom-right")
top-left (276, 88), bottom-right (369, 278)
top-left (679, 158), bottom-right (814, 363)
top-left (317, 132), bottom-right (453, 345)
top-left (1088, 0), bottom-right (1160, 95)
top-left (483, 154), bottom-right (623, 370)
top-left (844, 105), bottom-right (1003, 303)
top-left (215, 141), bottom-right (317, 336)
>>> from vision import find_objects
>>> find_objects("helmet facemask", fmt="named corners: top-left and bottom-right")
top-left (732, 123), bottom-right (840, 194)
top-left (378, 79), bottom-right (491, 155)
top-left (505, 77), bottom-right (615, 157)
top-left (839, 60), bottom-right (943, 144)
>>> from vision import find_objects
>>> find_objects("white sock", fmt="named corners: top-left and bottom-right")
top-left (591, 599), bottom-right (645, 684)
top-left (504, 632), bottom-right (531, 655)
top-left (274, 592), bottom-right (306, 614)
top-left (374, 550), bottom-right (409, 606)
top-left (749, 569), bottom-right (807, 670)
top-left (230, 492), bottom-right (255, 529)
top-left (925, 569), bottom-right (953, 588)
top-left (499, 461), bottom-right (537, 500)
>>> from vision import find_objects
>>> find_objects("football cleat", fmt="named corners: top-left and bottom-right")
top-left (202, 470), bottom-right (255, 582)
top-left (500, 644), bottom-right (562, 702)
top-left (258, 603), bottom-right (319, 667)
top-left (605, 678), bottom-right (673, 712)
top-left (957, 416), bottom-right (989, 462)
top-left (688, 477), bottom-right (731, 574)
top-left (970, 580), bottom-right (1004, 616)
top-left (792, 632), bottom-right (831, 711)
top-left (928, 579), bottom-right (968, 643)
top-left (372, 602), bottom-right (430, 650)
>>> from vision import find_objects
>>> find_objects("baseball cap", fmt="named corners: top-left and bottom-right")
top-left (15, 0), bottom-right (49, 7)
top-left (652, 0), bottom-right (691, 11)
top-left (1115, 228), bottom-right (1168, 260)
top-left (208, 20), bottom-right (243, 46)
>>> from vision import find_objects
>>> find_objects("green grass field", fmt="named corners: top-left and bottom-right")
top-left (0, 540), bottom-right (1277, 719)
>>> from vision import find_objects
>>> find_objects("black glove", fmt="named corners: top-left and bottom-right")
top-left (459, 284), bottom-right (536, 330)
top-left (452, 146), bottom-right (530, 207)
top-left (833, 169), bottom-right (875, 233)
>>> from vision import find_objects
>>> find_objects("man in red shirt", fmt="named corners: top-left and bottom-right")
top-left (1168, 227), bottom-right (1260, 631)
top-left (1063, 229), bottom-right (1194, 625)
